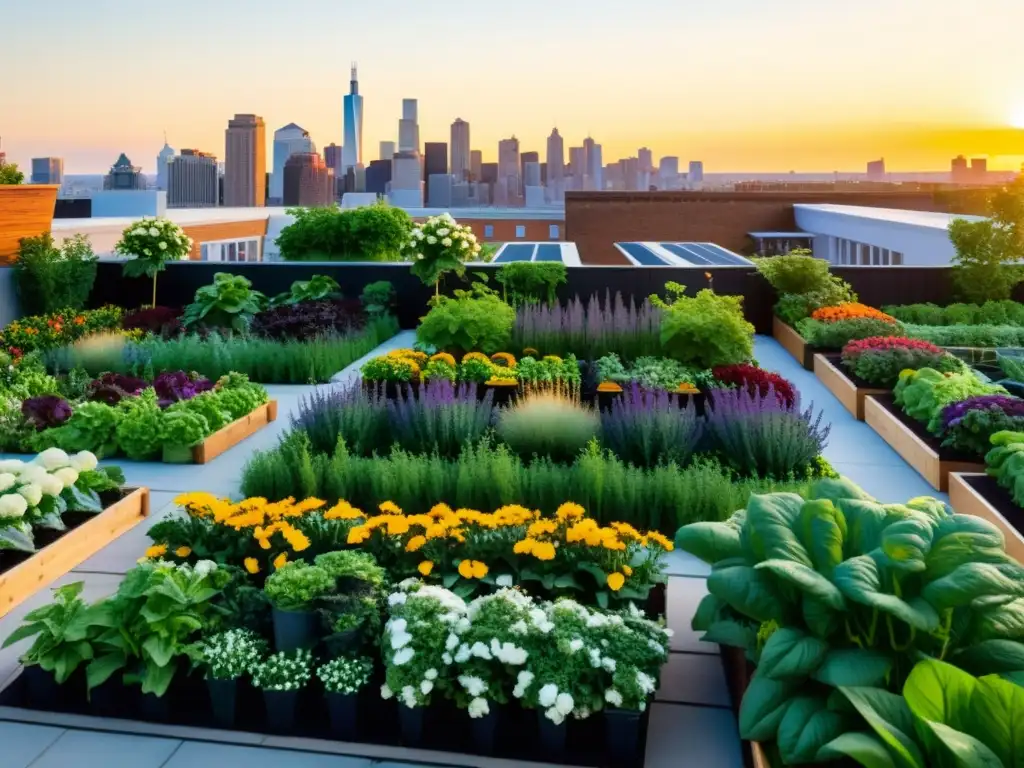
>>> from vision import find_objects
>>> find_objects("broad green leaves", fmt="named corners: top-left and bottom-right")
top-left (833, 554), bottom-right (939, 632)
top-left (813, 649), bottom-right (892, 688)
top-left (674, 520), bottom-right (743, 564)
top-left (706, 565), bottom-right (785, 623)
top-left (758, 628), bottom-right (829, 679)
top-left (904, 658), bottom-right (976, 732)
top-left (739, 673), bottom-right (801, 741)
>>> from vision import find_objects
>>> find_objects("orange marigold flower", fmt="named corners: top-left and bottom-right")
top-left (596, 382), bottom-right (623, 393)
top-left (348, 526), bottom-right (371, 545)
top-left (532, 541), bottom-right (557, 561)
top-left (607, 572), bottom-right (625, 591)
top-left (145, 544), bottom-right (167, 559)
top-left (284, 528), bottom-right (311, 552)
top-left (810, 303), bottom-right (896, 324)
top-left (244, 557), bottom-right (261, 574)
top-left (324, 500), bottom-right (365, 520)
top-left (425, 524), bottom-right (447, 539)
top-left (527, 519), bottom-right (558, 538)
top-left (430, 352), bottom-right (456, 366)
top-left (522, 347), bottom-right (540, 358)
top-left (622, 565), bottom-right (633, 576)
top-left (646, 531), bottom-right (674, 551)
top-left (273, 552), bottom-right (289, 570)
top-left (175, 546), bottom-right (192, 558)
top-left (490, 352), bottom-right (517, 368)
top-left (458, 560), bottom-right (474, 579)
top-left (418, 560), bottom-right (434, 576)
top-left (513, 538), bottom-right (536, 555)
top-left (471, 561), bottom-right (488, 578)
top-left (406, 535), bottom-right (427, 552)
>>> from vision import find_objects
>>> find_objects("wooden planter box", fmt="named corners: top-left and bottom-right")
top-left (864, 395), bottom-right (984, 492)
top-left (192, 400), bottom-right (278, 464)
top-left (0, 487), bottom-right (150, 618)
top-left (772, 316), bottom-right (815, 370)
top-left (813, 354), bottom-right (887, 421)
top-left (0, 185), bottom-right (59, 264)
top-left (949, 473), bottom-right (1024, 563)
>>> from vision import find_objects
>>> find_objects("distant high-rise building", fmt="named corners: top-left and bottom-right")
top-left (168, 149), bottom-right (218, 208)
top-left (688, 160), bottom-right (704, 183)
top-left (450, 118), bottom-right (470, 181)
top-left (390, 150), bottom-right (423, 207)
top-left (283, 152), bottom-right (333, 207)
top-left (380, 141), bottom-right (396, 161)
top-left (951, 155), bottom-right (969, 183)
top-left (324, 144), bottom-right (343, 177)
top-left (103, 153), bottom-right (145, 190)
top-left (470, 150), bottom-right (483, 182)
top-left (399, 99), bottom-right (420, 152)
top-left (498, 137), bottom-right (522, 205)
top-left (583, 137), bottom-right (599, 190)
top-left (546, 128), bottom-right (565, 183)
top-left (972, 157), bottom-right (988, 180)
top-left (523, 161), bottom-right (541, 188)
top-left (480, 162), bottom-right (498, 184)
top-left (365, 159), bottom-right (392, 195)
top-left (520, 151), bottom-right (539, 189)
top-left (621, 157), bottom-right (641, 191)
top-left (271, 124), bottom-right (314, 204)
top-left (428, 174), bottom-right (453, 208)
top-left (342, 64), bottom-right (364, 173)
top-left (638, 148), bottom-right (653, 173)
top-left (156, 137), bottom-right (175, 191)
top-left (31, 157), bottom-right (63, 185)
top-left (589, 143), bottom-right (604, 191)
top-left (866, 158), bottom-right (886, 181)
top-left (568, 146), bottom-right (586, 190)
top-left (423, 143), bottom-right (448, 205)
top-left (658, 156), bottom-right (679, 190)
top-left (224, 114), bottom-right (266, 207)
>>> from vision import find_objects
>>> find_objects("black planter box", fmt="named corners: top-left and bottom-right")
top-left (272, 607), bottom-right (319, 652)
top-left (206, 678), bottom-right (238, 729)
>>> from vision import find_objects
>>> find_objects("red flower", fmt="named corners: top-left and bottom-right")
top-left (712, 363), bottom-right (796, 407)
top-left (841, 336), bottom-right (942, 359)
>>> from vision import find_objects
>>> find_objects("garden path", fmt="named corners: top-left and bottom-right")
top-left (0, 333), bottom-right (943, 768)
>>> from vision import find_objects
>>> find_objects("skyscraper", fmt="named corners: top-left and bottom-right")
top-left (546, 129), bottom-right (565, 184)
top-left (390, 150), bottom-right (423, 207)
top-left (470, 150), bottom-right (483, 182)
top-left (497, 137), bottom-right (521, 205)
top-left (342, 64), bottom-right (364, 173)
top-left (423, 142), bottom-right (448, 206)
top-left (31, 157), bottom-right (63, 185)
top-left (283, 153), bottom-right (334, 207)
top-left (103, 153), bottom-right (145, 190)
top-left (568, 146), bottom-right (586, 191)
top-left (584, 138), bottom-right (603, 192)
top-left (658, 157), bottom-right (680, 190)
top-left (380, 141), bottom-right (396, 161)
top-left (168, 149), bottom-right (218, 208)
top-left (224, 113), bottom-right (266, 207)
top-left (520, 151), bottom-right (539, 188)
top-left (688, 161), bottom-right (704, 183)
top-left (638, 148), bottom-right (653, 173)
top-left (399, 99), bottom-right (420, 152)
top-left (450, 118), bottom-right (470, 181)
top-left (866, 158), bottom-right (886, 181)
top-left (324, 144), bottom-right (343, 176)
top-left (365, 159), bottom-right (392, 195)
top-left (156, 136), bottom-right (175, 191)
top-left (271, 124), bottom-right (314, 204)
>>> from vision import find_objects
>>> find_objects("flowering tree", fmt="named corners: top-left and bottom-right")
top-left (115, 217), bottom-right (194, 307)
top-left (404, 214), bottom-right (482, 296)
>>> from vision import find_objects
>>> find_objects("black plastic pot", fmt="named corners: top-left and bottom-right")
top-left (398, 704), bottom-right (425, 747)
top-left (536, 709), bottom-right (567, 758)
top-left (22, 665), bottom-right (61, 711)
top-left (469, 708), bottom-right (499, 755)
top-left (272, 607), bottom-right (319, 652)
top-left (88, 674), bottom-right (123, 717)
top-left (262, 689), bottom-right (300, 734)
top-left (139, 691), bottom-right (170, 723)
top-left (206, 677), bottom-right (238, 729)
top-left (326, 691), bottom-right (359, 741)
top-left (605, 707), bottom-right (643, 764)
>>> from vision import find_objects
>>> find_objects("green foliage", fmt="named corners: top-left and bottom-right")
top-left (2, 582), bottom-right (93, 683)
top-left (14, 234), bottom-right (98, 316)
top-left (948, 179), bottom-right (1024, 303)
top-left (943, 407), bottom-right (1024, 457)
top-left (264, 562), bottom-right (334, 611)
top-left (842, 348), bottom-right (964, 389)
top-left (904, 323), bottom-right (1024, 348)
top-left (676, 480), bottom-right (1024, 766)
top-left (495, 262), bottom-right (567, 306)
top-left (595, 353), bottom-right (707, 390)
top-left (797, 317), bottom-right (904, 349)
top-left (406, 214), bottom-right (481, 288)
top-left (115, 388), bottom-right (163, 460)
top-left (361, 354), bottom-right (417, 383)
top-left (649, 282), bottom-right (753, 368)
top-left (0, 161), bottom-right (25, 184)
top-left (422, 358), bottom-right (456, 382)
top-left (172, 391), bottom-right (230, 433)
top-left (275, 203), bottom-right (413, 261)
top-left (116, 217), bottom-right (193, 307)
top-left (33, 401), bottom-right (121, 457)
top-left (985, 430), bottom-right (1024, 507)
top-left (754, 250), bottom-right (858, 325)
top-left (359, 280), bottom-right (395, 318)
top-left (0, 352), bottom-right (59, 400)
top-left (314, 550), bottom-right (385, 586)
top-left (182, 273), bottom-right (267, 333)
top-left (416, 283), bottom-right (515, 356)
top-left (515, 354), bottom-right (581, 387)
top-left (496, 396), bottom-right (600, 463)
top-left (158, 408), bottom-right (210, 448)
top-left (269, 275), bottom-right (341, 307)
top-left (884, 300), bottom-right (1024, 327)
top-left (894, 367), bottom-right (1006, 434)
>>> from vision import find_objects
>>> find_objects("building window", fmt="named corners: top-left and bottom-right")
top-left (484, 224), bottom-right (494, 239)
top-left (201, 237), bottom-right (261, 263)
top-left (549, 224), bottom-right (560, 240)
top-left (892, 251), bottom-right (903, 265)
top-left (515, 225), bottom-right (526, 238)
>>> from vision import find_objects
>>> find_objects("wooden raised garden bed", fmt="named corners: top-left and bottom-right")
top-left (772, 316), bottom-right (815, 370)
top-left (863, 395), bottom-right (984, 492)
top-left (191, 400), bottom-right (278, 464)
top-left (948, 473), bottom-right (1024, 563)
top-left (0, 487), bottom-right (150, 618)
top-left (813, 354), bottom-right (887, 421)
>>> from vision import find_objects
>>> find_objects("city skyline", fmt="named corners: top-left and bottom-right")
top-left (3, 0), bottom-right (1023, 173)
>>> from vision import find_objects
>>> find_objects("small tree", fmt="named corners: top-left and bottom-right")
top-left (0, 161), bottom-right (25, 185)
top-left (949, 176), bottom-right (1024, 303)
top-left (115, 217), bottom-right (193, 307)
top-left (406, 213), bottom-right (482, 297)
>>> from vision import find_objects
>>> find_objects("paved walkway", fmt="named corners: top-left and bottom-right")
top-left (0, 334), bottom-right (942, 767)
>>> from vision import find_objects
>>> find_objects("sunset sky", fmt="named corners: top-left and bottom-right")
top-left (4, 0), bottom-right (1024, 174)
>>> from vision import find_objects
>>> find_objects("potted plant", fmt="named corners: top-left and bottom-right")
top-left (360, 353), bottom-right (420, 400)
top-left (251, 648), bottom-right (314, 734)
top-left (314, 551), bottom-right (385, 655)
top-left (0, 160), bottom-right (58, 264)
top-left (264, 562), bottom-right (333, 652)
top-left (157, 409), bottom-right (209, 464)
top-left (188, 628), bottom-right (268, 728)
top-left (317, 655), bottom-right (374, 741)
top-left (115, 217), bottom-right (194, 308)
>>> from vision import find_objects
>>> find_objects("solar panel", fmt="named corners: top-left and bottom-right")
top-left (659, 242), bottom-right (750, 266)
top-left (534, 244), bottom-right (563, 262)
top-left (692, 243), bottom-right (751, 265)
top-left (659, 243), bottom-right (713, 265)
top-left (493, 244), bottom-right (536, 263)
top-left (618, 242), bottom-right (669, 266)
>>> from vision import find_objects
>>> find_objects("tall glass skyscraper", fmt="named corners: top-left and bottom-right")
top-left (342, 63), bottom-right (363, 173)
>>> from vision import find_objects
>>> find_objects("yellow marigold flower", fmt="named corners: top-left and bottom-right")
top-left (175, 546), bottom-right (192, 558)
top-left (462, 352), bottom-right (490, 363)
top-left (471, 561), bottom-right (488, 579)
top-left (145, 544), bottom-right (167, 559)
top-left (527, 520), bottom-right (558, 538)
top-left (387, 517), bottom-right (411, 536)
top-left (449, 528), bottom-right (466, 543)
top-left (458, 559), bottom-right (474, 579)
top-left (542, 355), bottom-right (563, 364)
top-left (647, 531), bottom-right (674, 551)
top-left (601, 537), bottom-right (626, 552)
top-left (348, 526), bottom-right (371, 545)
top-left (532, 541), bottom-right (557, 561)
top-left (513, 538), bottom-right (536, 555)
top-left (324, 500), bottom-right (365, 520)
top-left (585, 531), bottom-right (603, 547)
top-left (273, 552), bottom-right (289, 570)
top-left (284, 528), bottom-right (311, 553)
top-left (258, 537), bottom-right (272, 550)
top-left (425, 524), bottom-right (447, 539)
top-left (607, 572), bottom-right (625, 591)
top-left (244, 558), bottom-right (261, 574)
top-left (490, 352), bottom-right (517, 368)
top-left (174, 492), bottom-right (220, 512)
top-left (428, 503), bottom-right (453, 519)
top-left (556, 502), bottom-right (585, 521)
top-left (418, 561), bottom-right (434, 576)
top-left (430, 352), bottom-right (456, 366)
top-left (611, 521), bottom-right (642, 541)
top-left (406, 535), bottom-right (427, 553)
top-left (379, 501), bottom-right (403, 515)
top-left (622, 565), bottom-right (633, 576)
top-left (225, 510), bottom-right (264, 529)
top-left (485, 377), bottom-right (518, 386)
top-left (290, 498), bottom-right (327, 515)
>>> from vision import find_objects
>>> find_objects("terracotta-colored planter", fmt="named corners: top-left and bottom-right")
top-left (0, 185), bottom-right (59, 264)
top-left (772, 316), bottom-right (815, 370)
top-left (813, 354), bottom-right (887, 421)
top-left (949, 473), bottom-right (1024, 562)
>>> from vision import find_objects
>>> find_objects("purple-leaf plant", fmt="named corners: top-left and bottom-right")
top-left (22, 396), bottom-right (73, 431)
top-left (600, 382), bottom-right (702, 468)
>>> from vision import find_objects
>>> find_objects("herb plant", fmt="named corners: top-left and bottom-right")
top-left (264, 562), bottom-right (334, 611)
top-left (251, 648), bottom-right (314, 691)
top-left (416, 283), bottom-right (515, 355)
top-left (495, 262), bottom-right (567, 306)
top-left (649, 282), bottom-right (754, 368)
top-left (189, 628), bottom-right (268, 681)
top-left (270, 275), bottom-right (341, 307)
top-left (317, 655), bottom-right (374, 695)
top-left (182, 273), bottom-right (267, 333)
top-left (2, 582), bottom-right (94, 683)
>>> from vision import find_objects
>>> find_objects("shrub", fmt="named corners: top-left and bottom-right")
top-left (263, 562), bottom-right (333, 612)
top-left (939, 395), bottom-right (1024, 455)
top-left (13, 234), bottom-right (97, 316)
top-left (894, 367), bottom-right (1006, 434)
top-left (116, 217), bottom-right (193, 307)
top-left (0, 306), bottom-right (124, 355)
top-left (883, 300), bottom-right (1024, 327)
top-left (250, 299), bottom-right (364, 341)
top-left (840, 336), bottom-right (962, 387)
top-left (903, 322), bottom-right (1024, 348)
top-left (276, 203), bottom-right (413, 262)
top-left (948, 187), bottom-right (1024, 303)
top-left (754, 250), bottom-right (856, 324)
top-left (711, 363), bottom-right (795, 407)
top-left (495, 262), bottom-right (567, 306)
top-left (416, 283), bottom-right (515, 356)
top-left (0, 161), bottom-right (24, 184)
top-left (359, 280), bottom-right (395, 319)
top-left (705, 386), bottom-right (829, 478)
top-left (406, 213), bottom-right (482, 290)
top-left (269, 275), bottom-right (340, 307)
top-left (649, 282), bottom-right (753, 368)
top-left (182, 273), bottom-right (266, 333)
top-left (361, 354), bottom-right (419, 383)
top-left (121, 306), bottom-right (183, 338)
top-left (496, 394), bottom-right (599, 463)
top-left (810, 302), bottom-right (896, 324)
top-left (599, 383), bottom-right (702, 467)
top-left (796, 316), bottom-right (903, 349)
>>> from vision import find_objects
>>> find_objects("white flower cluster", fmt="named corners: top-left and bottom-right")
top-left (116, 216), bottom-right (193, 261)
top-left (251, 648), bottom-right (314, 692)
top-left (405, 212), bottom-right (482, 262)
top-left (316, 655), bottom-right (373, 695)
top-left (198, 628), bottom-right (268, 681)
top-left (0, 449), bottom-right (98, 520)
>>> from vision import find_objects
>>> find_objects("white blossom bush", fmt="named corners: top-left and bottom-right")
top-left (317, 655), bottom-right (374, 695)
top-left (115, 216), bottom-right (194, 306)
top-left (189, 628), bottom-right (268, 681)
top-left (405, 213), bottom-right (482, 292)
top-left (251, 648), bottom-right (314, 692)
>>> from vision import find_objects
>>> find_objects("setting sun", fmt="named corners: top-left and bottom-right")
top-left (1010, 109), bottom-right (1024, 129)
